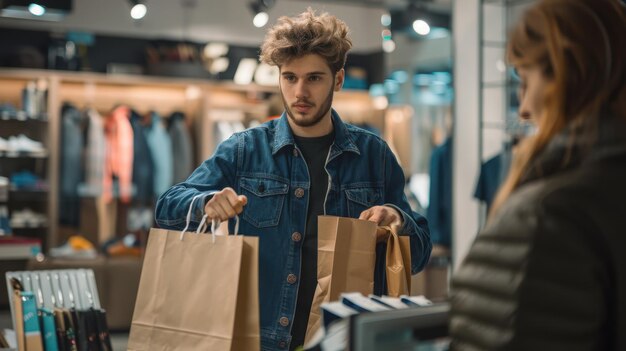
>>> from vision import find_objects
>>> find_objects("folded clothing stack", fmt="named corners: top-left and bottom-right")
top-left (49, 235), bottom-right (98, 259)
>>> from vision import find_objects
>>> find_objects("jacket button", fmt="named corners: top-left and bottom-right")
top-left (293, 148), bottom-right (299, 157)
top-left (258, 183), bottom-right (265, 193)
top-left (287, 274), bottom-right (297, 284)
top-left (294, 188), bottom-right (305, 198)
top-left (278, 340), bottom-right (287, 349)
top-left (291, 232), bottom-right (302, 242)
top-left (279, 317), bottom-right (290, 327)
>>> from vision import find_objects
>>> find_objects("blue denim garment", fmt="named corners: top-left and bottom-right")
top-left (167, 112), bottom-right (194, 184)
top-left (427, 137), bottom-right (452, 247)
top-left (155, 110), bottom-right (431, 351)
top-left (59, 103), bottom-right (83, 226)
top-left (129, 110), bottom-right (154, 205)
top-left (144, 111), bottom-right (173, 198)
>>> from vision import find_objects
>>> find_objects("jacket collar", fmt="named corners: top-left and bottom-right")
top-left (271, 109), bottom-right (360, 156)
top-left (521, 116), bottom-right (626, 185)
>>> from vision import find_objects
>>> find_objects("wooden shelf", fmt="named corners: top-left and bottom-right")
top-left (0, 67), bottom-right (380, 251)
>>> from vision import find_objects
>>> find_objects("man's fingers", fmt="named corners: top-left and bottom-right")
top-left (376, 227), bottom-right (391, 243)
top-left (359, 209), bottom-right (371, 220)
top-left (379, 215), bottom-right (394, 227)
top-left (238, 195), bottom-right (248, 206)
top-left (205, 207), bottom-right (220, 222)
top-left (216, 198), bottom-right (237, 219)
top-left (228, 194), bottom-right (248, 214)
top-left (368, 212), bottom-right (384, 224)
top-left (211, 203), bottom-right (229, 222)
top-left (360, 206), bottom-right (402, 227)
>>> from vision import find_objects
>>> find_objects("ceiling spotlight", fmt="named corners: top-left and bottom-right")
top-left (249, 0), bottom-right (273, 28)
top-left (253, 11), bottom-right (269, 28)
top-left (413, 19), bottom-right (430, 36)
top-left (129, 1), bottom-right (147, 20)
top-left (382, 40), bottom-right (396, 53)
top-left (28, 3), bottom-right (46, 16)
top-left (381, 13), bottom-right (391, 27)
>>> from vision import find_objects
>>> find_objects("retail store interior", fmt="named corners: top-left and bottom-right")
top-left (0, 0), bottom-right (539, 349)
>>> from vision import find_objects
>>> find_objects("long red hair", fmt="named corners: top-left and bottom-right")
top-left (490, 0), bottom-right (626, 217)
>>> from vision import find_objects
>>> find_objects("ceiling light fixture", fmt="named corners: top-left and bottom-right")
top-left (1, 0), bottom-right (71, 21)
top-left (249, 0), bottom-right (274, 28)
top-left (129, 0), bottom-right (147, 20)
top-left (412, 19), bottom-right (430, 35)
top-left (28, 3), bottom-right (45, 16)
top-left (253, 11), bottom-right (268, 28)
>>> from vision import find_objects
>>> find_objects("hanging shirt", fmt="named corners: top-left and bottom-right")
top-left (129, 110), bottom-right (154, 205)
top-left (474, 154), bottom-right (503, 212)
top-left (84, 108), bottom-right (106, 196)
top-left (168, 112), bottom-right (194, 184)
top-left (144, 111), bottom-right (173, 197)
top-left (103, 105), bottom-right (134, 203)
top-left (427, 138), bottom-right (452, 248)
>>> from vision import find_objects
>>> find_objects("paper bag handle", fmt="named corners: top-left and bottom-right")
top-left (179, 192), bottom-right (241, 242)
top-left (211, 216), bottom-right (240, 238)
top-left (180, 193), bottom-right (207, 240)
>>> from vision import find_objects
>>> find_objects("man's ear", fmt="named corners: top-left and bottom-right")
top-left (334, 68), bottom-right (345, 92)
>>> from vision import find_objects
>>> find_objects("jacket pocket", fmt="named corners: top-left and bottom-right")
top-left (345, 187), bottom-right (383, 218)
top-left (239, 176), bottom-right (289, 228)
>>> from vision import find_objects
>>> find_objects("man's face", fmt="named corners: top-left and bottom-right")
top-left (279, 54), bottom-right (344, 134)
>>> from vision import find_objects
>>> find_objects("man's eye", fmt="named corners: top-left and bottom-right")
top-left (309, 76), bottom-right (321, 81)
top-left (284, 76), bottom-right (296, 82)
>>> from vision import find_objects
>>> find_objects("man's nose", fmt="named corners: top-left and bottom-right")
top-left (295, 80), bottom-right (308, 99)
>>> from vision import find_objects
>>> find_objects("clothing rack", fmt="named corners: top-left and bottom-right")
top-left (5, 269), bottom-right (102, 331)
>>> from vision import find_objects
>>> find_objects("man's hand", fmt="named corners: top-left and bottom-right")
top-left (359, 205), bottom-right (404, 242)
top-left (204, 187), bottom-right (247, 222)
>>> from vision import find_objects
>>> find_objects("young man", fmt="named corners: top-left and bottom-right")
top-left (155, 9), bottom-right (431, 351)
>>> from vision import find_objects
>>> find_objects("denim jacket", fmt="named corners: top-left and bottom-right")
top-left (155, 110), bottom-right (431, 350)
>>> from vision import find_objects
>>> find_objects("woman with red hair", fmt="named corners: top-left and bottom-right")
top-left (450, 0), bottom-right (626, 350)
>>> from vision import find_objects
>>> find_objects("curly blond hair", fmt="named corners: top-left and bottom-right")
top-left (259, 8), bottom-right (353, 73)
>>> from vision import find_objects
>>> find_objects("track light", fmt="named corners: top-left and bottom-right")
top-left (412, 19), bottom-right (430, 35)
top-left (28, 3), bottom-right (46, 16)
top-left (249, 0), bottom-right (274, 28)
top-left (129, 0), bottom-right (147, 20)
top-left (253, 11), bottom-right (268, 28)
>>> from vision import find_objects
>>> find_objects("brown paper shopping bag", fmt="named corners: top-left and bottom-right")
top-left (128, 206), bottom-right (259, 351)
top-left (304, 216), bottom-right (377, 344)
top-left (384, 225), bottom-right (412, 297)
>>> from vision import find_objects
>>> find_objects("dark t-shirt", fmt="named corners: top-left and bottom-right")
top-left (290, 131), bottom-right (334, 350)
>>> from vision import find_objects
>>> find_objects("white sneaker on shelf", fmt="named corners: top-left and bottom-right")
top-left (7, 134), bottom-right (47, 156)
top-left (0, 176), bottom-right (8, 202)
top-left (10, 208), bottom-right (47, 228)
top-left (0, 137), bottom-right (7, 154)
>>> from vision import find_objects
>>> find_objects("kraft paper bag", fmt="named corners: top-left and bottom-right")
top-left (127, 221), bottom-right (260, 351)
top-left (12, 286), bottom-right (25, 351)
top-left (304, 216), bottom-right (377, 344)
top-left (383, 225), bottom-right (412, 297)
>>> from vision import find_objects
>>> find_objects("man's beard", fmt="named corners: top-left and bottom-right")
top-left (281, 82), bottom-right (334, 128)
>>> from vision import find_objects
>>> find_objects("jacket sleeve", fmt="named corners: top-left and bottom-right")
top-left (450, 190), bottom-right (610, 351)
top-left (382, 143), bottom-right (432, 274)
top-left (155, 133), bottom-right (240, 231)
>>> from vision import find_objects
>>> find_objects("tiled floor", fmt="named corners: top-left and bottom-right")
top-left (0, 308), bottom-right (129, 350)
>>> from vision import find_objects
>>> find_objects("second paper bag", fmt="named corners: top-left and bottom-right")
top-left (127, 227), bottom-right (260, 351)
top-left (384, 225), bottom-right (412, 297)
top-left (304, 216), bottom-right (377, 343)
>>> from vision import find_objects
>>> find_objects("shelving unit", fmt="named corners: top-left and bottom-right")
top-left (477, 0), bottom-right (536, 224)
top-left (0, 72), bottom-right (56, 252)
top-left (0, 68), bottom-right (383, 251)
